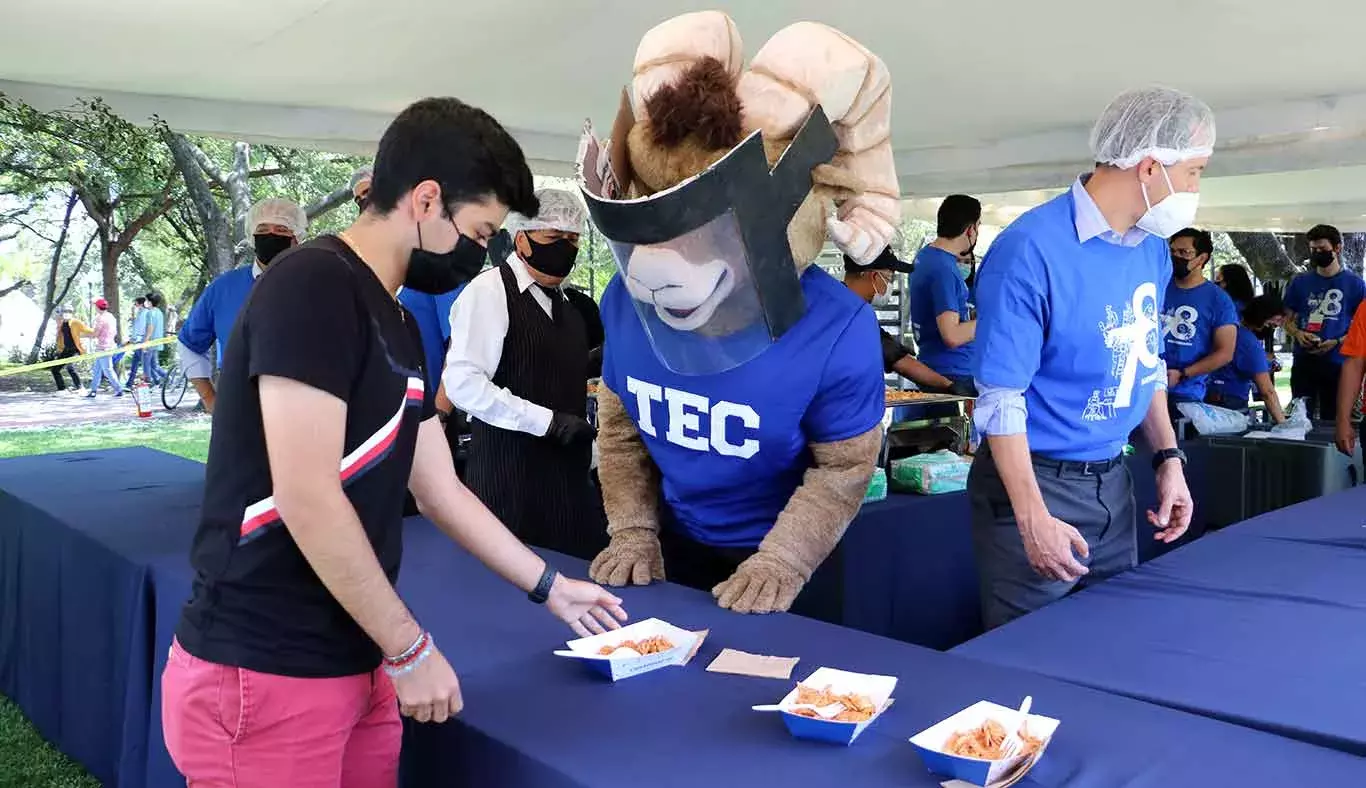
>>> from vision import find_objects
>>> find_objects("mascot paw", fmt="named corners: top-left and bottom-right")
top-left (589, 529), bottom-right (666, 587)
top-left (712, 552), bottom-right (804, 614)
top-left (826, 216), bottom-right (880, 264)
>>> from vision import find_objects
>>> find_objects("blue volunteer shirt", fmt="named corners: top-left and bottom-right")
top-left (1284, 269), bottom-right (1366, 365)
top-left (179, 267), bottom-right (255, 359)
top-left (1161, 280), bottom-right (1237, 400)
top-left (908, 245), bottom-right (975, 376)
top-left (397, 286), bottom-right (464, 394)
top-left (1208, 325), bottom-right (1269, 406)
top-left (974, 186), bottom-right (1170, 462)
top-left (601, 266), bottom-right (884, 548)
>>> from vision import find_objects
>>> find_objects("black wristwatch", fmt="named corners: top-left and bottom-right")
top-left (1174, 368), bottom-right (1187, 382)
top-left (528, 564), bottom-right (558, 604)
top-left (1152, 447), bottom-right (1188, 470)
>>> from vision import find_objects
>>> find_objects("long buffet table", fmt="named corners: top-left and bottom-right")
top-left (4, 449), bottom-right (1366, 787)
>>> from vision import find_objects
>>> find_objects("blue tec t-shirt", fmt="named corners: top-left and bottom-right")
top-left (908, 246), bottom-right (975, 376)
top-left (1208, 325), bottom-right (1269, 406)
top-left (601, 266), bottom-right (885, 548)
top-left (1284, 269), bottom-right (1366, 365)
top-left (179, 267), bottom-right (255, 360)
top-left (397, 286), bottom-right (463, 394)
top-left (973, 190), bottom-right (1170, 462)
top-left (1161, 280), bottom-right (1238, 400)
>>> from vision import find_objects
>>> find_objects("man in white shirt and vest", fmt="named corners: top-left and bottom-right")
top-left (443, 188), bottom-right (605, 559)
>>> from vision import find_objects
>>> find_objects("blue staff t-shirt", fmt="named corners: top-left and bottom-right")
top-left (908, 245), bottom-right (975, 376)
top-left (1161, 280), bottom-right (1237, 400)
top-left (1208, 325), bottom-right (1269, 406)
top-left (974, 189), bottom-right (1170, 462)
top-left (1283, 269), bottom-right (1366, 365)
top-left (179, 267), bottom-right (255, 359)
top-left (397, 286), bottom-right (463, 393)
top-left (601, 265), bottom-right (885, 548)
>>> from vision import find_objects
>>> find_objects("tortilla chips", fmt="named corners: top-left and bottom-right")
top-left (597, 635), bottom-right (675, 656)
top-left (791, 684), bottom-right (878, 723)
top-left (943, 719), bottom-right (1043, 760)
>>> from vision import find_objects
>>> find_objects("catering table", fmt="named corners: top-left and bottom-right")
top-left (5, 449), bottom-right (1366, 787)
top-left (954, 484), bottom-right (1366, 757)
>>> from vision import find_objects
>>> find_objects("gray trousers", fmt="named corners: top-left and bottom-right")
top-left (968, 448), bottom-right (1138, 630)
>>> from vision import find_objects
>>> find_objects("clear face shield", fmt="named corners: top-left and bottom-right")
top-left (579, 106), bottom-right (838, 376)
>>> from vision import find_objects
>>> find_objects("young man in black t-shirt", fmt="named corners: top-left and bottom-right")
top-left (162, 97), bottom-right (628, 788)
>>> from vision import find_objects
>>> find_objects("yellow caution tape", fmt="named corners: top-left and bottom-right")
top-left (0, 336), bottom-right (179, 377)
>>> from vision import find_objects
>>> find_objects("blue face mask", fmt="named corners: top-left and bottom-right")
top-left (957, 262), bottom-right (973, 281)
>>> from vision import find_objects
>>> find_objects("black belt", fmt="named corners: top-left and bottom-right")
top-left (1030, 452), bottom-right (1124, 476)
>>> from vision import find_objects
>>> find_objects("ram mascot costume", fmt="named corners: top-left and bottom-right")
top-left (581, 10), bottom-right (900, 614)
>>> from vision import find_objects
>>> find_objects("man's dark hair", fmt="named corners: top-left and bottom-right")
top-left (147, 292), bottom-right (163, 308)
top-left (936, 194), bottom-right (982, 239)
top-left (1307, 224), bottom-right (1343, 248)
top-left (1242, 293), bottom-right (1283, 326)
top-left (1217, 263), bottom-right (1255, 304)
top-left (134, 296), bottom-right (147, 306)
top-left (367, 97), bottom-right (538, 220)
top-left (1171, 227), bottom-right (1213, 259)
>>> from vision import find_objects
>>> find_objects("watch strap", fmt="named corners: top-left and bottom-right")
top-left (1152, 447), bottom-right (1187, 470)
top-left (528, 564), bottom-right (557, 604)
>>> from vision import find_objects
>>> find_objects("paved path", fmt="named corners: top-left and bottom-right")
top-left (0, 387), bottom-right (201, 430)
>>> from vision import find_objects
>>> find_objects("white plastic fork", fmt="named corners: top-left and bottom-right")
top-left (1000, 695), bottom-right (1033, 758)
top-left (751, 702), bottom-right (846, 719)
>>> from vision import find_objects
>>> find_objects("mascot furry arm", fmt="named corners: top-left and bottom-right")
top-left (588, 11), bottom-right (897, 614)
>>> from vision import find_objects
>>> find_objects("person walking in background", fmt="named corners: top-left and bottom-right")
top-left (125, 295), bottom-right (149, 388)
top-left (86, 297), bottom-right (124, 398)
top-left (142, 291), bottom-right (168, 384)
top-left (51, 305), bottom-right (91, 393)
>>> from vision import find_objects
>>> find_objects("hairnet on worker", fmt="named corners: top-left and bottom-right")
top-left (505, 188), bottom-right (587, 235)
top-left (247, 198), bottom-right (308, 240)
top-left (1090, 86), bottom-right (1217, 170)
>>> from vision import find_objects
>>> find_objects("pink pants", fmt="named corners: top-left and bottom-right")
top-left (162, 639), bottom-right (401, 788)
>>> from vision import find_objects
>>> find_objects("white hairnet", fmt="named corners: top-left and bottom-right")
top-left (1090, 86), bottom-right (1216, 170)
top-left (247, 198), bottom-right (308, 239)
top-left (504, 188), bottom-right (586, 235)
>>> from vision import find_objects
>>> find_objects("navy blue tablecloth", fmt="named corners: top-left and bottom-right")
top-left (955, 486), bottom-right (1366, 756)
top-left (0, 449), bottom-right (205, 788)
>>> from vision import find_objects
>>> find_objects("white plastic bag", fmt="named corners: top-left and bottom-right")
top-left (1176, 401), bottom-right (1249, 436)
top-left (1267, 396), bottom-right (1311, 440)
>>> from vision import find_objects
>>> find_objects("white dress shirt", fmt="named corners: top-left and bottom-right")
top-left (443, 252), bottom-right (557, 437)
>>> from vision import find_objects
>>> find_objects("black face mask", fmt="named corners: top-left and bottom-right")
top-left (522, 236), bottom-right (579, 278)
top-left (254, 233), bottom-right (294, 266)
top-left (405, 222), bottom-right (487, 294)
top-left (1171, 253), bottom-right (1191, 279)
top-left (1311, 250), bottom-right (1335, 268)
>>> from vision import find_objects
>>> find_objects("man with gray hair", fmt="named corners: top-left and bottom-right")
top-left (444, 187), bottom-right (605, 558)
top-left (969, 86), bottom-right (1211, 628)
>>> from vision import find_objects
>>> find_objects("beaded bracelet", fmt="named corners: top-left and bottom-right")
top-left (383, 632), bottom-right (434, 678)
top-left (386, 630), bottom-right (428, 665)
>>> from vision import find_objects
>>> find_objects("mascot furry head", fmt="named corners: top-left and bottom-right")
top-left (579, 10), bottom-right (901, 374)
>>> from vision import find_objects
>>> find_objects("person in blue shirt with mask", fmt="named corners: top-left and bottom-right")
top-left (1207, 295), bottom-right (1287, 423)
top-left (1283, 223), bottom-right (1366, 420)
top-left (1163, 228), bottom-right (1237, 422)
top-left (909, 194), bottom-right (980, 391)
top-left (970, 87), bottom-right (1209, 629)
top-left (176, 197), bottom-right (308, 413)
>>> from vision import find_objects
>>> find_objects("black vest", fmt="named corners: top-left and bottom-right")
top-left (463, 263), bottom-right (607, 560)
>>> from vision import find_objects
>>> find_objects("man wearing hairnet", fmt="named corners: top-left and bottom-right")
top-left (444, 187), bottom-right (606, 559)
top-left (968, 87), bottom-right (1209, 628)
top-left (177, 197), bottom-right (307, 413)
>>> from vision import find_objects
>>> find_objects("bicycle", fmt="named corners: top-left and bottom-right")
top-left (161, 363), bottom-right (190, 410)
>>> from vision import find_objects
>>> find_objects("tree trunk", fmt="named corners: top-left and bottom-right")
top-left (30, 188), bottom-right (80, 358)
top-left (29, 230), bottom-right (95, 362)
top-left (229, 141), bottom-right (253, 267)
top-left (1227, 232), bottom-right (1300, 284)
top-left (166, 132), bottom-right (235, 277)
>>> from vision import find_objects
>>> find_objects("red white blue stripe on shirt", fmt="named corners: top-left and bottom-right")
top-left (238, 376), bottom-right (425, 544)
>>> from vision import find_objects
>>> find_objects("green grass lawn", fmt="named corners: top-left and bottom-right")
top-left (0, 418), bottom-right (211, 787)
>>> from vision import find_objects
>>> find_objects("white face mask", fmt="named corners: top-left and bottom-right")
top-left (1136, 163), bottom-right (1200, 239)
top-left (871, 273), bottom-right (893, 307)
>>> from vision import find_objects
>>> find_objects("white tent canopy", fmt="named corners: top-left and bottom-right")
top-left (5, 0), bottom-right (1366, 229)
